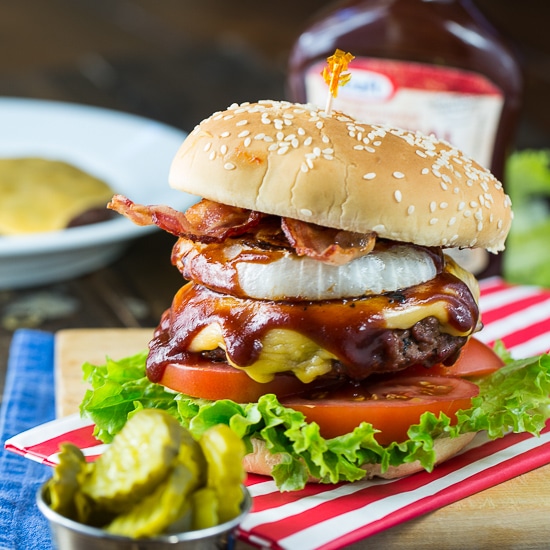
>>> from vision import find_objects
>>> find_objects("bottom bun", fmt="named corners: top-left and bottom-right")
top-left (243, 432), bottom-right (477, 481)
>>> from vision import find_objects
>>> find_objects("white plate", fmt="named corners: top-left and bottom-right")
top-left (0, 98), bottom-right (195, 289)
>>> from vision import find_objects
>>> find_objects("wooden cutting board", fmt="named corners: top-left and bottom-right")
top-left (54, 328), bottom-right (153, 418)
top-left (54, 328), bottom-right (550, 549)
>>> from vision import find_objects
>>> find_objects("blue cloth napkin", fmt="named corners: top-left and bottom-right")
top-left (0, 329), bottom-right (55, 550)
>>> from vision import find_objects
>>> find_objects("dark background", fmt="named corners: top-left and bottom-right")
top-left (1, 1), bottom-right (548, 147)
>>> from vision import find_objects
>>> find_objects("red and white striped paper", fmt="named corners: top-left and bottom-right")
top-left (5, 277), bottom-right (550, 550)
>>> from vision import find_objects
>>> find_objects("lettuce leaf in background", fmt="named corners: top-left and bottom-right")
top-left (504, 150), bottom-right (550, 288)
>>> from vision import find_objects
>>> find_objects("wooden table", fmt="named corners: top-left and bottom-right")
top-left (1, 2), bottom-right (550, 548)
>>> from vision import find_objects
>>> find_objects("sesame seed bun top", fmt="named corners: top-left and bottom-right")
top-left (169, 100), bottom-right (512, 253)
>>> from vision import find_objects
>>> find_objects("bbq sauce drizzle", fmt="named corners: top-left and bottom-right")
top-left (147, 269), bottom-right (479, 384)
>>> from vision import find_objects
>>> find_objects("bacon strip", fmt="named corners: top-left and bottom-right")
top-left (108, 195), bottom-right (262, 242)
top-left (109, 195), bottom-right (376, 263)
top-left (281, 217), bottom-right (376, 265)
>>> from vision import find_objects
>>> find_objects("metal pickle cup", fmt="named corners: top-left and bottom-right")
top-left (37, 483), bottom-right (252, 550)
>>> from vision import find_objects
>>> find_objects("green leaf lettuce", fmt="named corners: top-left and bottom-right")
top-left (80, 346), bottom-right (550, 491)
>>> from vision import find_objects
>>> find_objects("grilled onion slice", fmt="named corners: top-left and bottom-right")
top-left (173, 239), bottom-right (439, 301)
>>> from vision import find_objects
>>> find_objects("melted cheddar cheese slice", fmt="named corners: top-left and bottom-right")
top-left (186, 255), bottom-right (479, 384)
top-left (0, 157), bottom-right (113, 234)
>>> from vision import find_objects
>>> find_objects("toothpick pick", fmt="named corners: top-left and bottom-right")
top-left (322, 49), bottom-right (355, 115)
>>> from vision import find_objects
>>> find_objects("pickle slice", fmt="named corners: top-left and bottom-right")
top-left (82, 409), bottom-right (183, 513)
top-left (46, 443), bottom-right (87, 520)
top-left (199, 424), bottom-right (246, 523)
top-left (190, 487), bottom-right (219, 530)
top-left (105, 461), bottom-right (196, 537)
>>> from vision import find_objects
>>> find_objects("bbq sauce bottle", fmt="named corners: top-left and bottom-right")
top-left (287, 0), bottom-right (522, 278)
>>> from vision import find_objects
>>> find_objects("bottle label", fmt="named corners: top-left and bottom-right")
top-left (305, 57), bottom-right (504, 170)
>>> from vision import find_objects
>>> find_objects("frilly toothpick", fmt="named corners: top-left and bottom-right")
top-left (322, 49), bottom-right (355, 115)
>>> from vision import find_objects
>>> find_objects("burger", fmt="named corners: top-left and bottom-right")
top-left (90, 100), bottom-right (549, 491)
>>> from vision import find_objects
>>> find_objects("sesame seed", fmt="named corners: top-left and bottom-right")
top-left (497, 220), bottom-right (503, 229)
top-left (236, 119), bottom-right (248, 126)
top-left (244, 137), bottom-right (251, 147)
top-left (322, 135), bottom-right (330, 144)
top-left (276, 131), bottom-right (284, 141)
top-left (304, 136), bottom-right (313, 147)
top-left (393, 171), bottom-right (405, 179)
top-left (220, 131), bottom-right (230, 138)
top-left (254, 133), bottom-right (265, 140)
top-left (440, 182), bottom-right (448, 191)
top-left (372, 224), bottom-right (386, 232)
top-left (354, 145), bottom-right (364, 151)
top-left (416, 150), bottom-right (428, 158)
top-left (421, 168), bottom-right (430, 175)
top-left (291, 138), bottom-right (299, 148)
top-left (300, 208), bottom-right (313, 216)
top-left (448, 217), bottom-right (456, 226)
top-left (430, 218), bottom-right (438, 225)
top-left (363, 172), bottom-right (376, 180)
top-left (209, 151), bottom-right (216, 161)
top-left (301, 162), bottom-right (309, 173)
top-left (203, 142), bottom-right (212, 152)
top-left (268, 143), bottom-right (278, 152)
top-left (430, 201), bottom-right (437, 212)
top-left (323, 155), bottom-right (334, 160)
top-left (238, 130), bottom-right (250, 138)
top-left (440, 202), bottom-right (448, 209)
top-left (365, 146), bottom-right (376, 153)
top-left (394, 190), bottom-right (402, 203)
top-left (278, 146), bottom-right (289, 155)
top-left (220, 145), bottom-right (228, 155)
top-left (224, 162), bottom-right (236, 170)
top-left (316, 121), bottom-right (324, 129)
top-left (407, 205), bottom-right (415, 215)
top-left (458, 202), bottom-right (466, 211)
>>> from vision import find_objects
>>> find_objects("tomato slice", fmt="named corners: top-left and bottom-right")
top-left (159, 361), bottom-right (316, 403)
top-left (395, 337), bottom-right (505, 379)
top-left (281, 376), bottom-right (479, 445)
